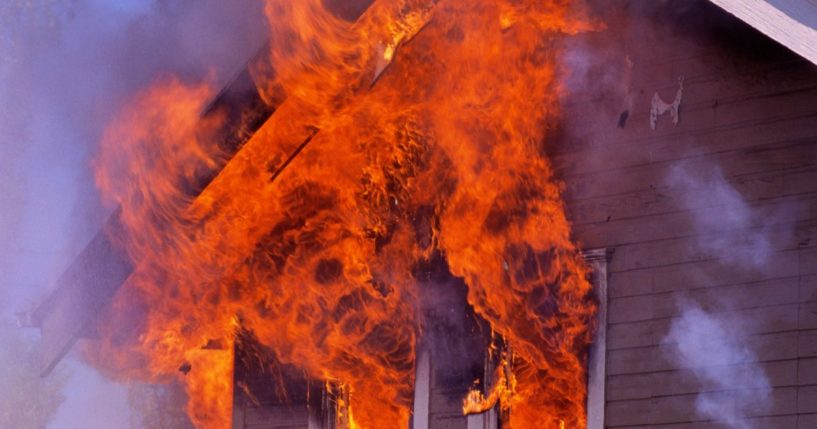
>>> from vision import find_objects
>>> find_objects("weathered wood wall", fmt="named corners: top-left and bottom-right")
top-left (232, 333), bottom-right (325, 429)
top-left (418, 273), bottom-right (491, 429)
top-left (553, 1), bottom-right (817, 428)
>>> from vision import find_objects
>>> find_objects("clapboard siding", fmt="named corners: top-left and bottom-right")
top-left (607, 331), bottom-right (804, 375)
top-left (608, 276), bottom-right (800, 324)
top-left (558, 79), bottom-right (817, 156)
top-left (604, 224), bottom-right (815, 275)
top-left (553, 1), bottom-right (817, 427)
top-left (243, 406), bottom-right (310, 429)
top-left (608, 249), bottom-right (801, 298)
top-left (799, 414), bottom-right (817, 427)
top-left (577, 193), bottom-right (817, 249)
top-left (614, 268), bottom-right (817, 312)
top-left (428, 369), bottom-right (476, 429)
top-left (799, 358), bottom-right (817, 386)
top-left (557, 112), bottom-right (817, 179)
top-left (607, 303), bottom-right (800, 350)
top-left (556, 79), bottom-right (817, 161)
top-left (564, 137), bottom-right (817, 202)
top-left (621, 328), bottom-right (817, 374)
top-left (606, 387), bottom-right (798, 426)
top-left (559, 49), bottom-right (811, 109)
top-left (567, 168), bottom-right (817, 227)
top-left (610, 414), bottom-right (803, 429)
top-left (606, 359), bottom-right (798, 401)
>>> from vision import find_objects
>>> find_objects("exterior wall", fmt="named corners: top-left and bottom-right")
top-left (553, 1), bottom-right (817, 428)
top-left (232, 335), bottom-right (326, 429)
top-left (708, 0), bottom-right (817, 66)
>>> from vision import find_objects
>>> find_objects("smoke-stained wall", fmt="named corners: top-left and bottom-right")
top-left (553, 1), bottom-right (817, 427)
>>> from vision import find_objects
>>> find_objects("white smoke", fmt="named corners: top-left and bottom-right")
top-left (666, 163), bottom-right (793, 268)
top-left (663, 162), bottom-right (789, 428)
top-left (666, 303), bottom-right (771, 429)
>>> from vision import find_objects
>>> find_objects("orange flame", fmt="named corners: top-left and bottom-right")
top-left (89, 0), bottom-right (597, 428)
top-left (462, 350), bottom-right (517, 416)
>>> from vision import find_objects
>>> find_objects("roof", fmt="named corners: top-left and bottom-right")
top-left (709, 0), bottom-right (817, 65)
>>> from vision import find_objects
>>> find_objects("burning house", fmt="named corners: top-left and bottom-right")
top-left (19, 0), bottom-right (817, 428)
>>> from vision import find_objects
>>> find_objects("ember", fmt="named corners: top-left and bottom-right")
top-left (88, 0), bottom-right (597, 428)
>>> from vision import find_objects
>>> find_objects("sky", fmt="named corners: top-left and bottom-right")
top-left (0, 0), bottom-right (267, 427)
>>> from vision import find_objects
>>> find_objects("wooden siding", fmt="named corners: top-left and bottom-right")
top-left (708, 0), bottom-right (817, 66)
top-left (555, 1), bottom-right (817, 427)
top-left (232, 334), bottom-right (326, 429)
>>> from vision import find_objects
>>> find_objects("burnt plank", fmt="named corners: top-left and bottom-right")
top-left (36, 215), bottom-right (133, 375)
top-left (31, 70), bottom-right (269, 374)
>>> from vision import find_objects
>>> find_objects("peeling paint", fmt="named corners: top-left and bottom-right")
top-left (650, 76), bottom-right (684, 130)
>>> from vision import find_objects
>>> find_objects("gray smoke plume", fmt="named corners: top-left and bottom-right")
top-left (666, 163), bottom-right (794, 268)
top-left (663, 161), bottom-right (788, 428)
top-left (666, 302), bottom-right (771, 429)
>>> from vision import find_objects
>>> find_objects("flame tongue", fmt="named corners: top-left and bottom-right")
top-left (463, 348), bottom-right (517, 416)
top-left (91, 0), bottom-right (597, 428)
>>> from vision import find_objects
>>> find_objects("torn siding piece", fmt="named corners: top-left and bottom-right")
top-left (650, 76), bottom-right (684, 130)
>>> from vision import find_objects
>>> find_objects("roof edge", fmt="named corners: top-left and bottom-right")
top-left (709, 0), bottom-right (817, 66)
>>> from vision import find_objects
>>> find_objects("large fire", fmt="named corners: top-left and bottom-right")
top-left (87, 0), bottom-right (597, 428)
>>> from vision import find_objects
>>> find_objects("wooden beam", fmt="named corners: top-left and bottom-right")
top-left (28, 66), bottom-right (273, 376)
top-left (27, 1), bottom-right (378, 376)
top-left (36, 215), bottom-right (133, 376)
